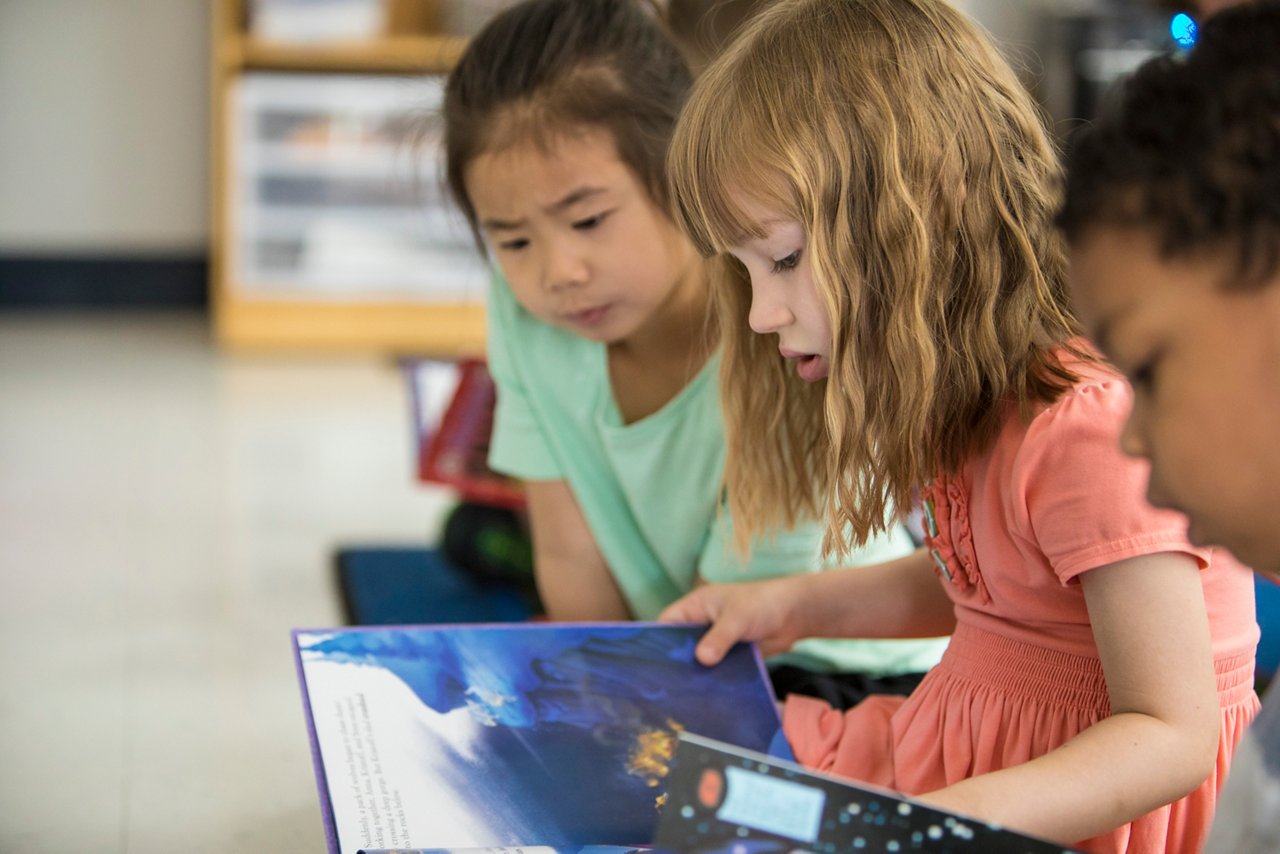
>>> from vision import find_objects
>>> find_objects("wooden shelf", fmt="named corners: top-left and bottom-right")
top-left (223, 34), bottom-right (466, 74)
top-left (209, 0), bottom-right (484, 356)
top-left (214, 295), bottom-right (486, 356)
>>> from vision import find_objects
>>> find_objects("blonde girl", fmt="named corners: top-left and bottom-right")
top-left (659, 0), bottom-right (1260, 850)
top-left (440, 0), bottom-right (946, 700)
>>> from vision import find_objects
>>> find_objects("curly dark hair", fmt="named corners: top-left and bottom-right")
top-left (1057, 0), bottom-right (1280, 287)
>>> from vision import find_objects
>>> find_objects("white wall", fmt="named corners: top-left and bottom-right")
top-left (0, 0), bottom-right (209, 253)
top-left (953, 0), bottom-right (1098, 80)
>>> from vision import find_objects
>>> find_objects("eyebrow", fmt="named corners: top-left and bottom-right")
top-left (480, 186), bottom-right (609, 232)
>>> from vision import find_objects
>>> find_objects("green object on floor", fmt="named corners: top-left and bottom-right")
top-left (441, 502), bottom-right (536, 590)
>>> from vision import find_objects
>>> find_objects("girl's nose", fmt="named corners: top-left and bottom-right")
top-left (747, 282), bottom-right (791, 335)
top-left (541, 240), bottom-right (589, 292)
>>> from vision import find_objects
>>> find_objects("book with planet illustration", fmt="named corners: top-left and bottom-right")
top-left (654, 732), bottom-right (1080, 854)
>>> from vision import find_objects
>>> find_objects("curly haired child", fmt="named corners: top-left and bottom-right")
top-left (1060, 4), bottom-right (1280, 850)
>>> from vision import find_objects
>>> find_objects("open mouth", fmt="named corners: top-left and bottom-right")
top-left (566, 305), bottom-right (610, 328)
top-left (779, 348), bottom-right (827, 382)
top-left (793, 354), bottom-right (826, 382)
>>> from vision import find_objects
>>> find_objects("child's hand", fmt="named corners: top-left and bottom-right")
top-left (658, 577), bottom-right (804, 666)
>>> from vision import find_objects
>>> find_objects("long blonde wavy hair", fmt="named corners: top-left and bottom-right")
top-left (668, 0), bottom-right (1089, 557)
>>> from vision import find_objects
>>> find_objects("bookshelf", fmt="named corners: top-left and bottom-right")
top-left (209, 0), bottom-right (487, 355)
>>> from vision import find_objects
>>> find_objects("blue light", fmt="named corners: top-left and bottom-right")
top-left (1171, 12), bottom-right (1198, 48)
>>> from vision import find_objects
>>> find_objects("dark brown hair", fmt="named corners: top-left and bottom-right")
top-left (443, 0), bottom-right (693, 249)
top-left (1058, 0), bottom-right (1280, 287)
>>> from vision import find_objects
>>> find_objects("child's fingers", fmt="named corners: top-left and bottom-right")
top-left (657, 592), bottom-right (711, 624)
top-left (659, 585), bottom-right (766, 666)
top-left (692, 614), bottom-right (748, 667)
top-left (658, 591), bottom-right (735, 665)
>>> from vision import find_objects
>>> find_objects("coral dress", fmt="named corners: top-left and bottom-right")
top-left (785, 361), bottom-right (1260, 853)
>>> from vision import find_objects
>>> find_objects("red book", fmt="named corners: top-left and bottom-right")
top-left (406, 359), bottom-right (526, 510)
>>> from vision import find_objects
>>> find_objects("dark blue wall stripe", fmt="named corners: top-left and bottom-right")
top-left (0, 255), bottom-right (208, 309)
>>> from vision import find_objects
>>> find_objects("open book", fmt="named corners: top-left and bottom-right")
top-left (293, 623), bottom-right (789, 854)
top-left (655, 732), bottom-right (1079, 854)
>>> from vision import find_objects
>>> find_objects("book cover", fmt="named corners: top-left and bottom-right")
top-left (293, 623), bottom-right (789, 854)
top-left (655, 732), bottom-right (1080, 854)
top-left (406, 359), bottom-right (525, 510)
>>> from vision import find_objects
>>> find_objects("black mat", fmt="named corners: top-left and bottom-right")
top-left (334, 546), bottom-right (534, 626)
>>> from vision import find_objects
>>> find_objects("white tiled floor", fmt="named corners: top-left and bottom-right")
top-left (0, 313), bottom-right (456, 852)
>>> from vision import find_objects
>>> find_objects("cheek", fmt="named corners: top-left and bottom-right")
top-left (495, 262), bottom-right (554, 318)
top-left (1144, 396), bottom-right (1235, 490)
top-left (642, 227), bottom-right (693, 285)
top-left (802, 284), bottom-right (831, 338)
top-left (496, 262), bottom-right (535, 302)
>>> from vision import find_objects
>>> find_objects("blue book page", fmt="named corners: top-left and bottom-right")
top-left (293, 623), bottom-right (785, 854)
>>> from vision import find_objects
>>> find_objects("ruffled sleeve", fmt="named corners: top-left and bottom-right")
top-left (1013, 373), bottom-right (1210, 584)
top-left (920, 473), bottom-right (991, 604)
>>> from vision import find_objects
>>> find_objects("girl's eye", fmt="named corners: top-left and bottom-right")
top-left (772, 250), bottom-right (801, 274)
top-left (1129, 359), bottom-right (1157, 393)
top-left (573, 211), bottom-right (612, 231)
top-left (497, 237), bottom-right (530, 252)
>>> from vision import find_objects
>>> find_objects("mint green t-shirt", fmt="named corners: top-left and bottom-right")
top-left (486, 275), bottom-right (947, 675)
